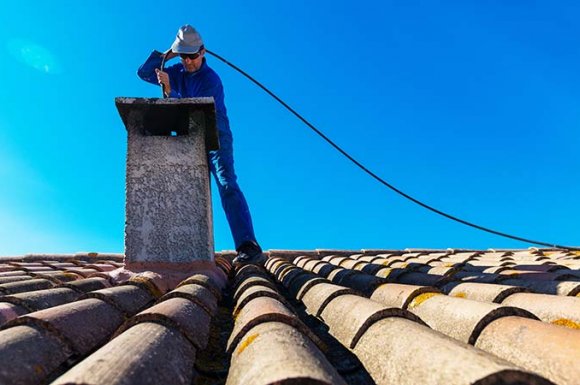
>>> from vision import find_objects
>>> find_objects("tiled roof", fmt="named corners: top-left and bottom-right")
top-left (0, 248), bottom-right (579, 385)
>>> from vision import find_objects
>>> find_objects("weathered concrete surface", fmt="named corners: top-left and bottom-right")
top-left (116, 98), bottom-right (218, 266)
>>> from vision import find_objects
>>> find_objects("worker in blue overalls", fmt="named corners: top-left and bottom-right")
top-left (138, 24), bottom-right (264, 265)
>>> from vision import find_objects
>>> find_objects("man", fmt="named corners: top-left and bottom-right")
top-left (137, 24), bottom-right (264, 265)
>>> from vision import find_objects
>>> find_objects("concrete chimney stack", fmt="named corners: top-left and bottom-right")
top-left (115, 97), bottom-right (219, 272)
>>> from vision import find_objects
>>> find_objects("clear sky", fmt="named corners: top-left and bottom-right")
top-left (0, 1), bottom-right (578, 255)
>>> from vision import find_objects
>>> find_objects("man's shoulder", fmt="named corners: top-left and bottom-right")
top-left (202, 63), bottom-right (222, 83)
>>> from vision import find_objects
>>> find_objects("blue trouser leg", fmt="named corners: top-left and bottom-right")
top-left (208, 134), bottom-right (258, 250)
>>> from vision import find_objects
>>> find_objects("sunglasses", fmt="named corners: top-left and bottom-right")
top-left (179, 46), bottom-right (204, 60)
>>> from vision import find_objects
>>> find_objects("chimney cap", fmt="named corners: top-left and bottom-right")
top-left (115, 97), bottom-right (219, 150)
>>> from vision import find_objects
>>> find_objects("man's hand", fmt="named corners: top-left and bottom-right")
top-left (155, 68), bottom-right (171, 95)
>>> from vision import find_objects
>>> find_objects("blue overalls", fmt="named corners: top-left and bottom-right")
top-left (138, 51), bottom-right (259, 250)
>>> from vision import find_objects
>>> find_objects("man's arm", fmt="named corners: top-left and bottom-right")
top-left (137, 50), bottom-right (181, 97)
top-left (137, 50), bottom-right (164, 85)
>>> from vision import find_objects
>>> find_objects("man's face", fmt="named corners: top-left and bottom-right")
top-left (180, 49), bottom-right (205, 73)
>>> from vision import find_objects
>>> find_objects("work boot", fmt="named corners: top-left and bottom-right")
top-left (233, 241), bottom-right (266, 266)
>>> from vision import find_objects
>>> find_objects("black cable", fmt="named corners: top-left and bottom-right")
top-left (159, 52), bottom-right (168, 98)
top-left (206, 49), bottom-right (579, 251)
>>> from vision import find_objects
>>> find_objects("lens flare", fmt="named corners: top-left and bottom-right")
top-left (6, 38), bottom-right (62, 74)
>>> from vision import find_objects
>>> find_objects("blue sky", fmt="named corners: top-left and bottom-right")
top-left (0, 1), bottom-right (578, 255)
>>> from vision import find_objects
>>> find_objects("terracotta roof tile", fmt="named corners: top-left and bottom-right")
top-left (278, 268), bottom-right (327, 300)
top-left (319, 293), bottom-right (423, 349)
top-left (294, 275), bottom-right (327, 301)
top-left (0, 268), bottom-right (32, 276)
top-left (499, 278), bottom-right (580, 296)
top-left (51, 271), bottom-right (221, 384)
top-left (0, 248), bottom-right (577, 384)
top-left (264, 256), bottom-right (286, 270)
top-left (312, 261), bottom-right (340, 277)
top-left (82, 263), bottom-right (118, 272)
top-left (82, 284), bottom-right (155, 317)
top-left (262, 250), bottom-right (580, 383)
top-left (40, 262), bottom-right (79, 269)
top-left (300, 282), bottom-right (357, 318)
top-left (51, 322), bottom-right (197, 385)
top-left (320, 255), bottom-right (343, 263)
top-left (232, 264), bottom-right (270, 287)
top-left (268, 249), bottom-right (319, 260)
top-left (272, 263), bottom-right (296, 279)
top-left (274, 264), bottom-right (302, 286)
top-left (497, 270), bottom-right (566, 281)
top-left (441, 281), bottom-right (529, 303)
top-left (359, 262), bottom-right (389, 275)
top-left (0, 325), bottom-right (72, 385)
top-left (288, 256), bottom-right (311, 267)
top-left (58, 277), bottom-right (111, 293)
top-left (0, 287), bottom-right (80, 315)
top-left (326, 267), bottom-right (356, 282)
top-left (215, 255), bottom-right (232, 275)
top-left (228, 292), bottom-right (306, 354)
top-left (374, 266), bottom-right (396, 279)
top-left (499, 292), bottom-right (580, 326)
top-left (0, 278), bottom-right (56, 295)
top-left (317, 250), bottom-right (363, 258)
top-left (293, 255), bottom-right (315, 266)
top-left (370, 283), bottom-right (441, 309)
top-left (475, 316), bottom-right (580, 385)
top-left (329, 270), bottom-right (386, 296)
top-left (3, 298), bottom-right (125, 356)
top-left (59, 267), bottom-right (100, 278)
top-left (233, 284), bottom-right (288, 317)
top-left (0, 300), bottom-right (124, 384)
top-left (353, 317), bottom-right (551, 385)
top-left (453, 271), bottom-right (503, 283)
top-left (461, 262), bottom-right (511, 272)
top-left (405, 292), bottom-right (538, 344)
top-left (356, 255), bottom-right (384, 263)
top-left (301, 258), bottom-right (325, 271)
top-left (32, 271), bottom-right (82, 282)
top-left (421, 265), bottom-right (462, 277)
top-left (177, 273), bottom-right (223, 300)
top-left (232, 276), bottom-right (277, 303)
top-left (226, 263), bottom-right (352, 384)
top-left (272, 262), bottom-right (297, 280)
top-left (391, 270), bottom-right (451, 287)
top-left (162, 283), bottom-right (219, 316)
top-left (0, 275), bottom-right (33, 284)
top-left (227, 321), bottom-right (347, 385)
top-left (0, 265), bottom-right (16, 273)
top-left (0, 302), bottom-right (27, 325)
top-left (122, 297), bottom-right (212, 350)
top-left (7, 262), bottom-right (47, 268)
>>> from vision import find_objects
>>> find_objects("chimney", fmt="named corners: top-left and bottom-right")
top-left (115, 97), bottom-right (219, 272)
